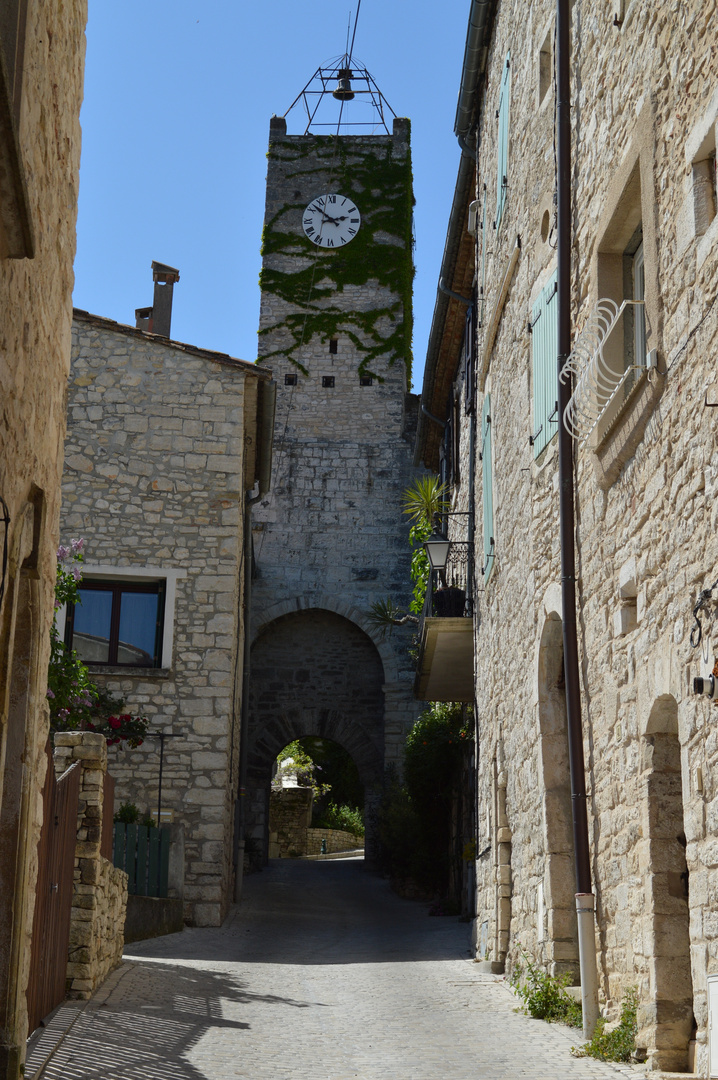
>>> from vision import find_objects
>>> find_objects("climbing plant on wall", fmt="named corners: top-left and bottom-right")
top-left (258, 132), bottom-right (414, 381)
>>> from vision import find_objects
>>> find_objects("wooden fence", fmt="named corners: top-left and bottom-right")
top-left (26, 746), bottom-right (81, 1033)
top-left (113, 824), bottom-right (170, 898)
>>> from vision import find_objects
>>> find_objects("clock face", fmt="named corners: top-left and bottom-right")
top-left (302, 194), bottom-right (361, 248)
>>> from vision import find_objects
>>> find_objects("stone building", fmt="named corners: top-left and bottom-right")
top-left (0, 3), bottom-right (87, 1075)
top-left (59, 299), bottom-right (274, 927)
top-left (417, 0), bottom-right (718, 1072)
top-left (246, 100), bottom-right (421, 863)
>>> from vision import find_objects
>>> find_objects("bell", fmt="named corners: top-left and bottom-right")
top-left (333, 69), bottom-right (355, 101)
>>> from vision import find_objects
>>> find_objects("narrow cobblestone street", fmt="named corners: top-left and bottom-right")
top-left (29, 859), bottom-right (641, 1080)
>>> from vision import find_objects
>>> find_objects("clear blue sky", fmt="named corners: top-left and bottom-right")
top-left (73, 1), bottom-right (471, 393)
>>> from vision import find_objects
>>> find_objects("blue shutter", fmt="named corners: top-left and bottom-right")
top-left (495, 53), bottom-right (511, 230)
top-left (481, 393), bottom-right (494, 579)
top-left (531, 272), bottom-right (558, 459)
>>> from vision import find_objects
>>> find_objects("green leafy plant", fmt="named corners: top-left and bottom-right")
top-left (114, 803), bottom-right (157, 828)
top-left (48, 542), bottom-right (149, 748)
top-left (114, 802), bottom-right (140, 824)
top-left (376, 704), bottom-right (473, 898)
top-left (572, 988), bottom-right (638, 1061)
top-left (366, 477), bottom-right (449, 635)
top-left (314, 802), bottom-right (364, 837)
top-left (510, 948), bottom-right (582, 1027)
top-left (273, 740), bottom-right (331, 799)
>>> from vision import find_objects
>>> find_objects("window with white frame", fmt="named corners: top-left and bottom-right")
top-left (60, 566), bottom-right (185, 670)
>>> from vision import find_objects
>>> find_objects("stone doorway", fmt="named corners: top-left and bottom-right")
top-left (536, 612), bottom-right (578, 979)
top-left (638, 697), bottom-right (694, 1072)
top-left (246, 608), bottom-right (385, 865)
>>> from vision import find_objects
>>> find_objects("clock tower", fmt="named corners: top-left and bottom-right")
top-left (246, 62), bottom-right (419, 867)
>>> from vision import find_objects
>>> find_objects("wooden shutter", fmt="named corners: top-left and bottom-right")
top-left (481, 393), bottom-right (494, 578)
top-left (495, 54), bottom-right (511, 230)
top-left (464, 301), bottom-right (475, 415)
top-left (531, 271), bottom-right (558, 459)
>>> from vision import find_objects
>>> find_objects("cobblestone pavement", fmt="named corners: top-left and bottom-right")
top-left (29, 858), bottom-right (644, 1080)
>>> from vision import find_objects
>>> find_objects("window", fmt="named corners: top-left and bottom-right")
top-left (322, 376), bottom-right (335, 388)
top-left (595, 161), bottom-right (647, 406)
top-left (284, 372), bottom-right (298, 386)
top-left (65, 580), bottom-right (165, 668)
top-left (531, 271), bottom-right (558, 459)
top-left (495, 53), bottom-right (511, 231)
top-left (481, 394), bottom-right (494, 579)
top-left (359, 375), bottom-right (373, 386)
top-left (329, 338), bottom-right (338, 354)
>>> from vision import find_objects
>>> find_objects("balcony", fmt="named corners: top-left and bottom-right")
top-left (414, 539), bottom-right (474, 703)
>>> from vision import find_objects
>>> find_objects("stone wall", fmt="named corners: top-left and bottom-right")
top-left (60, 313), bottom-right (266, 927)
top-left (0, 4), bottom-right (87, 1076)
top-left (53, 732), bottom-right (127, 1000)
top-left (305, 828), bottom-right (364, 856)
top-left (268, 787), bottom-right (313, 858)
top-left (425, 0), bottom-right (718, 1072)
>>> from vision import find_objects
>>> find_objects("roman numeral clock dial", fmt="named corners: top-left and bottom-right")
top-left (302, 194), bottom-right (361, 248)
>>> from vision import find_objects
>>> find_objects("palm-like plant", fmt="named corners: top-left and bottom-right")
top-left (366, 476), bottom-right (449, 637)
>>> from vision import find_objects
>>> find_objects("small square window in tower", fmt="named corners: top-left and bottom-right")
top-left (284, 372), bottom-right (298, 386)
top-left (322, 376), bottom-right (335, 388)
top-left (359, 375), bottom-right (373, 386)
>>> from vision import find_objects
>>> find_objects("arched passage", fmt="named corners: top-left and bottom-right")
top-left (638, 696), bottom-right (694, 1072)
top-left (536, 611), bottom-right (578, 978)
top-left (246, 608), bottom-right (386, 864)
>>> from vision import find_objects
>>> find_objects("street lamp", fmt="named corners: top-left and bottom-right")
top-left (423, 529), bottom-right (451, 573)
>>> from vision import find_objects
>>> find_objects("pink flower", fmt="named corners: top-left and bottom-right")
top-left (70, 538), bottom-right (85, 553)
top-left (108, 717), bottom-right (121, 730)
top-left (46, 689), bottom-right (56, 699)
top-left (56, 545), bottom-right (69, 561)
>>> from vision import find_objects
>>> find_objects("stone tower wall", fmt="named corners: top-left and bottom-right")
top-left (249, 119), bottom-right (421, 856)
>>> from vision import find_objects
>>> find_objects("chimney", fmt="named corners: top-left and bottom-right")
top-left (135, 261), bottom-right (180, 338)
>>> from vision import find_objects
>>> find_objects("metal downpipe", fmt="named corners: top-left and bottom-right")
top-left (556, 0), bottom-right (598, 1040)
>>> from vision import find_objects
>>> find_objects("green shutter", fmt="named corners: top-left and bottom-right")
top-left (531, 271), bottom-right (558, 459)
top-left (481, 393), bottom-right (494, 579)
top-left (495, 53), bottom-right (511, 230)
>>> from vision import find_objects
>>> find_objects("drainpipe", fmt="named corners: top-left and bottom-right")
top-left (556, 0), bottom-right (599, 1039)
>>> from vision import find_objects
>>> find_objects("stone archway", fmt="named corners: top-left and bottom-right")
top-left (536, 610), bottom-right (578, 978)
top-left (637, 696), bottom-right (694, 1072)
top-left (246, 608), bottom-right (386, 864)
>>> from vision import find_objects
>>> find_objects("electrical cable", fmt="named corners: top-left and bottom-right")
top-left (665, 289), bottom-right (718, 374)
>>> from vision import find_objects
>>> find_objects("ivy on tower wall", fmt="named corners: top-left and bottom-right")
top-left (258, 129), bottom-right (414, 381)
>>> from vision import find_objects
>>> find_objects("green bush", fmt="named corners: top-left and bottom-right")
top-left (314, 802), bottom-right (364, 837)
top-left (572, 988), bottom-right (638, 1061)
top-left (113, 802), bottom-right (156, 828)
top-left (511, 949), bottom-right (582, 1027)
top-left (114, 801), bottom-right (139, 824)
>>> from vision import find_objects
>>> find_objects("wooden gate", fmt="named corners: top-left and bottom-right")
top-left (26, 744), bottom-right (80, 1033)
